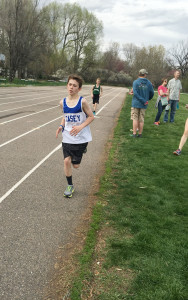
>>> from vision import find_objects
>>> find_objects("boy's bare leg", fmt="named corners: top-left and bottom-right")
top-left (73, 164), bottom-right (79, 169)
top-left (138, 122), bottom-right (144, 135)
top-left (64, 157), bottom-right (72, 177)
top-left (64, 157), bottom-right (80, 174)
top-left (94, 103), bottom-right (97, 112)
top-left (133, 120), bottom-right (139, 134)
top-left (179, 119), bottom-right (188, 150)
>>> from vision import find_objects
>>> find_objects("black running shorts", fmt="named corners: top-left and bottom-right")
top-left (62, 142), bottom-right (88, 165)
top-left (93, 94), bottom-right (99, 104)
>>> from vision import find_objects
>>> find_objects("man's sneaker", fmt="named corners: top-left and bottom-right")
top-left (137, 134), bottom-right (142, 138)
top-left (93, 111), bottom-right (96, 115)
top-left (173, 149), bottom-right (181, 156)
top-left (64, 185), bottom-right (74, 198)
top-left (154, 122), bottom-right (159, 126)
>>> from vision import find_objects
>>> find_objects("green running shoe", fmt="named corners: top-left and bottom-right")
top-left (64, 185), bottom-right (74, 198)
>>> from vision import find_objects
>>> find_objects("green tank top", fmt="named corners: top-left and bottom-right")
top-left (93, 84), bottom-right (100, 95)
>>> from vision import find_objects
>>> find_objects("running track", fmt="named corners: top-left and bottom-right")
top-left (0, 85), bottom-right (128, 299)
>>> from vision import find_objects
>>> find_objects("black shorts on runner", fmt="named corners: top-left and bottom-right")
top-left (93, 94), bottom-right (99, 104)
top-left (62, 142), bottom-right (88, 165)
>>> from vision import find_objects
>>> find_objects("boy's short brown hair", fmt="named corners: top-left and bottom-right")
top-left (67, 74), bottom-right (83, 88)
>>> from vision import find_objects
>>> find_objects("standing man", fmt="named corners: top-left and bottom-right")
top-left (163, 70), bottom-right (182, 123)
top-left (131, 69), bottom-right (154, 137)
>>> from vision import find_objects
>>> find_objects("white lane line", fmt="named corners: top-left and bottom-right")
top-left (0, 144), bottom-right (62, 204)
top-left (96, 89), bottom-right (125, 115)
top-left (0, 116), bottom-right (62, 148)
top-left (0, 90), bottom-right (116, 145)
top-left (0, 90), bottom-right (115, 125)
top-left (0, 90), bottom-right (93, 111)
top-left (0, 86), bottom-right (94, 105)
top-left (0, 87), bottom-right (114, 106)
top-left (0, 88), bottom-right (125, 203)
top-left (0, 98), bottom-right (61, 113)
top-left (0, 90), bottom-right (64, 102)
top-left (0, 105), bottom-right (59, 125)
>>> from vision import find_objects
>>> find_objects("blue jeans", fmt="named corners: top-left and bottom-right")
top-left (155, 101), bottom-right (166, 122)
top-left (163, 100), bottom-right (178, 123)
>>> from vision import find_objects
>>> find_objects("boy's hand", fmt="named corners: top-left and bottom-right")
top-left (70, 125), bottom-right (82, 136)
top-left (56, 127), bottom-right (62, 138)
top-left (144, 101), bottom-right (148, 105)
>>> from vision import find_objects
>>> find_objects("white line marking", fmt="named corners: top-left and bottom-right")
top-left (0, 105), bottom-right (59, 125)
top-left (0, 92), bottom-right (62, 106)
top-left (0, 116), bottom-right (62, 148)
top-left (0, 90), bottom-right (116, 145)
top-left (0, 91), bottom-right (115, 125)
top-left (0, 88), bottom-right (126, 203)
top-left (0, 91), bottom-right (93, 111)
top-left (0, 144), bottom-right (62, 203)
top-left (0, 98), bottom-right (60, 113)
top-left (96, 89), bottom-right (125, 115)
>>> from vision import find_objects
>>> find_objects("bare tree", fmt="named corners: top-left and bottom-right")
top-left (41, 2), bottom-right (103, 75)
top-left (122, 43), bottom-right (138, 68)
top-left (70, 6), bottom-right (103, 73)
top-left (167, 40), bottom-right (188, 78)
top-left (41, 2), bottom-right (77, 53)
top-left (0, 0), bottom-right (49, 80)
top-left (101, 42), bottom-right (122, 72)
top-left (127, 45), bottom-right (169, 86)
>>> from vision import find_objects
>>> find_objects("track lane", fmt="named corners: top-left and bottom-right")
top-left (0, 85), bottom-right (128, 300)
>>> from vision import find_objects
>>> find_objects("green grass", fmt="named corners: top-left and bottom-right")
top-left (0, 78), bottom-right (66, 87)
top-left (70, 202), bottom-right (104, 299)
top-left (70, 93), bottom-right (188, 300)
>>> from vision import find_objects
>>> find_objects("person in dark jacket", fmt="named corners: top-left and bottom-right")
top-left (131, 69), bottom-right (154, 137)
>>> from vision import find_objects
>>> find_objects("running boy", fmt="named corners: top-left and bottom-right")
top-left (91, 78), bottom-right (103, 115)
top-left (56, 75), bottom-right (94, 198)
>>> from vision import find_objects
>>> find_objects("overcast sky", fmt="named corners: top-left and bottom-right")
top-left (43, 0), bottom-right (188, 51)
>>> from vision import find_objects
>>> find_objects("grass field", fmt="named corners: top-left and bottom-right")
top-left (0, 78), bottom-right (66, 87)
top-left (70, 93), bottom-right (188, 299)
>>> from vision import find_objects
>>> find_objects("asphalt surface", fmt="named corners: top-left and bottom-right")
top-left (0, 84), bottom-right (128, 299)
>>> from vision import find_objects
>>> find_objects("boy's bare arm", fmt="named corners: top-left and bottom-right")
top-left (100, 86), bottom-right (103, 96)
top-left (56, 116), bottom-right (65, 138)
top-left (91, 86), bottom-right (94, 97)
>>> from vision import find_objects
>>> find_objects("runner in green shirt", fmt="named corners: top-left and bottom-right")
top-left (91, 78), bottom-right (103, 115)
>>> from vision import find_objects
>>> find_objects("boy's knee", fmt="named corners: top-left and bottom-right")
top-left (64, 157), bottom-right (71, 166)
top-left (73, 164), bottom-right (80, 169)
